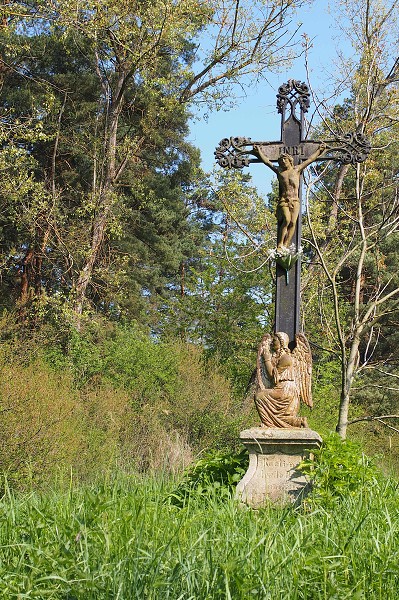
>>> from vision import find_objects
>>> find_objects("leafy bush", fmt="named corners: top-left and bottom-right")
top-left (299, 433), bottom-right (378, 506)
top-left (46, 322), bottom-right (180, 398)
top-left (0, 321), bottom-right (248, 488)
top-left (60, 325), bottom-right (246, 460)
top-left (0, 354), bottom-right (83, 489)
top-left (168, 448), bottom-right (248, 506)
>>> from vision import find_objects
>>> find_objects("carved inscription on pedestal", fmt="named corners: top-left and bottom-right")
top-left (258, 453), bottom-right (303, 497)
top-left (259, 454), bottom-right (300, 475)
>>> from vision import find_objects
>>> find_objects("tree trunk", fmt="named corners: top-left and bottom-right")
top-left (20, 247), bottom-right (34, 304)
top-left (73, 205), bottom-right (110, 320)
top-left (180, 261), bottom-right (185, 297)
top-left (72, 68), bottom-right (126, 325)
top-left (336, 334), bottom-right (360, 438)
top-left (336, 389), bottom-right (350, 439)
top-left (327, 164), bottom-right (349, 234)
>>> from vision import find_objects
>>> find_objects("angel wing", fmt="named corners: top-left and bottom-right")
top-left (292, 333), bottom-right (313, 408)
top-left (256, 333), bottom-right (273, 391)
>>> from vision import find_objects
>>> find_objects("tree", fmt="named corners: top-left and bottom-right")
top-left (162, 169), bottom-right (276, 392)
top-left (0, 8), bottom-right (55, 316)
top-left (0, 0), bottom-right (313, 326)
top-left (303, 0), bottom-right (399, 438)
top-left (0, 5), bottom-right (199, 324)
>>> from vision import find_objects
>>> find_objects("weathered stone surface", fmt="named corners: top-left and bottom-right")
top-left (255, 332), bottom-right (312, 428)
top-left (236, 428), bottom-right (322, 507)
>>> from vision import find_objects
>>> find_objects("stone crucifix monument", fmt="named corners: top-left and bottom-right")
top-left (214, 80), bottom-right (371, 506)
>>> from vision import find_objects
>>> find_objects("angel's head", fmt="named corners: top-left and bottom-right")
top-left (274, 332), bottom-right (290, 353)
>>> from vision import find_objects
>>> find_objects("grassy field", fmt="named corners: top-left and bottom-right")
top-left (1, 471), bottom-right (399, 599)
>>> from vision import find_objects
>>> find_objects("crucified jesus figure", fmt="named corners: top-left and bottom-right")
top-left (253, 143), bottom-right (326, 249)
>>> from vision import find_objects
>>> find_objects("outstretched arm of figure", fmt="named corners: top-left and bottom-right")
top-left (253, 145), bottom-right (279, 175)
top-left (297, 142), bottom-right (326, 173)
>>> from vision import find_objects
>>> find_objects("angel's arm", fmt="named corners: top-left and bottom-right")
top-left (297, 142), bottom-right (326, 173)
top-left (262, 348), bottom-right (274, 379)
top-left (253, 145), bottom-right (279, 175)
top-left (256, 335), bottom-right (273, 390)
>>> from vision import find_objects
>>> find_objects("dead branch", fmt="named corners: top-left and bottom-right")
top-left (348, 414), bottom-right (399, 435)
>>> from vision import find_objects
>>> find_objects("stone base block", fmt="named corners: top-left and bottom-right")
top-left (236, 428), bottom-right (322, 507)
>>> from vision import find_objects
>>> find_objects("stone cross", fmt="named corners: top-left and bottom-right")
top-left (215, 79), bottom-right (371, 346)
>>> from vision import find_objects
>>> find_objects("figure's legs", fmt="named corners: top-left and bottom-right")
top-left (277, 205), bottom-right (291, 249)
top-left (277, 222), bottom-right (285, 249)
top-left (254, 390), bottom-right (291, 428)
top-left (284, 202), bottom-right (300, 247)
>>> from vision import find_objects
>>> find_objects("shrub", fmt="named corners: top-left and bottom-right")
top-left (299, 432), bottom-right (378, 507)
top-left (0, 322), bottom-right (248, 488)
top-left (0, 354), bottom-right (83, 489)
top-left (168, 448), bottom-right (248, 507)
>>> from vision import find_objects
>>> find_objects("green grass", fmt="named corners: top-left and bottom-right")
top-left (0, 473), bottom-right (399, 599)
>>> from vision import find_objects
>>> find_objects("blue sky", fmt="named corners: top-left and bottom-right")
top-left (188, 1), bottom-right (349, 195)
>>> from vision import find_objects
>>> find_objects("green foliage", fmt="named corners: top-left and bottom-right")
top-left (0, 322), bottom-right (248, 487)
top-left (0, 4), bottom-right (207, 324)
top-left (162, 170), bottom-right (274, 394)
top-left (0, 0), bottom-right (306, 327)
top-left (168, 448), bottom-right (248, 507)
top-left (300, 433), bottom-right (378, 507)
top-left (61, 324), bottom-right (180, 400)
top-left (302, 356), bottom-right (342, 435)
top-left (1, 470), bottom-right (399, 598)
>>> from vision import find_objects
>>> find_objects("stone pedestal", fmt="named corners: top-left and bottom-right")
top-left (236, 428), bottom-right (322, 507)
